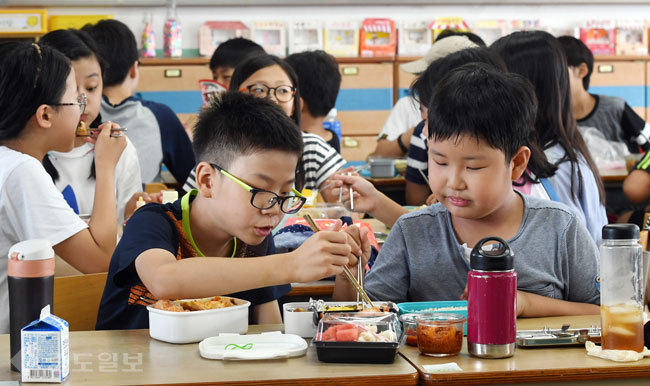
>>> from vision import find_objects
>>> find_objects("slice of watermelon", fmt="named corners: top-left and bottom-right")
top-left (335, 326), bottom-right (361, 342)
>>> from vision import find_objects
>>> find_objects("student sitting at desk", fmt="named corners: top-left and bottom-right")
top-left (96, 92), bottom-right (369, 329)
top-left (559, 36), bottom-right (650, 155)
top-left (286, 50), bottom-right (342, 153)
top-left (83, 19), bottom-right (195, 185)
top-left (209, 37), bottom-right (265, 89)
top-left (333, 64), bottom-right (600, 317)
top-left (493, 31), bottom-right (607, 246)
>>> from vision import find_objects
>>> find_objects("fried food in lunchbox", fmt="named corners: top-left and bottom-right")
top-left (151, 300), bottom-right (187, 312)
top-left (151, 296), bottom-right (237, 312)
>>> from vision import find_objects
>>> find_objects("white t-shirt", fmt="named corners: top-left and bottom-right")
top-left (377, 96), bottom-right (422, 141)
top-left (0, 146), bottom-right (88, 333)
top-left (47, 137), bottom-right (142, 224)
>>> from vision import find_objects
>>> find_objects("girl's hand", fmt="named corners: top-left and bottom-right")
top-left (88, 121), bottom-right (126, 171)
top-left (329, 173), bottom-right (380, 214)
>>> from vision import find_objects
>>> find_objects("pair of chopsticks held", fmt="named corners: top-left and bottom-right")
top-left (303, 214), bottom-right (374, 308)
top-left (322, 165), bottom-right (369, 210)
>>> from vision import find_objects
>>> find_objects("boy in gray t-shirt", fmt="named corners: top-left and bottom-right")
top-left (334, 64), bottom-right (600, 317)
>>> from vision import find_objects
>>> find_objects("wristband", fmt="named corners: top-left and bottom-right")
top-left (396, 133), bottom-right (408, 153)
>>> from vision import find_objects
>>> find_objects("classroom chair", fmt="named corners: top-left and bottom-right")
top-left (53, 272), bottom-right (107, 331)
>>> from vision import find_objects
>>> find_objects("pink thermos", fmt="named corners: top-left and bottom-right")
top-left (467, 236), bottom-right (516, 358)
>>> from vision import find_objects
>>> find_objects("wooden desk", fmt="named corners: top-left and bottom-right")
top-left (367, 175), bottom-right (406, 187)
top-left (0, 325), bottom-right (418, 385)
top-left (401, 315), bottom-right (650, 385)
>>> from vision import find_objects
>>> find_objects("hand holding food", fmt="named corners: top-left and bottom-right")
top-left (92, 121), bottom-right (127, 171)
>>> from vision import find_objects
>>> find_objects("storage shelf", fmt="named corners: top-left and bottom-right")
top-left (139, 55), bottom-right (650, 66)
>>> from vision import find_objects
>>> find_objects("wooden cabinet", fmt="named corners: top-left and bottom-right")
top-left (590, 61), bottom-right (646, 119)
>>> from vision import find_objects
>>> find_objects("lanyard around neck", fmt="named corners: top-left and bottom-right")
top-left (181, 189), bottom-right (237, 258)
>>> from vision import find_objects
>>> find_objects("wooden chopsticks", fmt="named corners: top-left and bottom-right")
top-left (303, 214), bottom-right (375, 308)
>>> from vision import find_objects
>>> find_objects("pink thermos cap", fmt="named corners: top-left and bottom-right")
top-left (7, 239), bottom-right (54, 278)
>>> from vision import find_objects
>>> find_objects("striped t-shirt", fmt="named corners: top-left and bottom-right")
top-left (183, 132), bottom-right (345, 192)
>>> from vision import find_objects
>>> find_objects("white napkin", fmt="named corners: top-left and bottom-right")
top-left (422, 363), bottom-right (463, 373)
top-left (585, 341), bottom-right (650, 362)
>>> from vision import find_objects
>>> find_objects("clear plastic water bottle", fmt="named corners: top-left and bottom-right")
top-left (600, 224), bottom-right (644, 352)
top-left (323, 108), bottom-right (342, 143)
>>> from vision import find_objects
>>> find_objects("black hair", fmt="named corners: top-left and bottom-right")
top-left (427, 63), bottom-right (550, 187)
top-left (0, 42), bottom-right (70, 141)
top-left (193, 92), bottom-right (304, 179)
top-left (286, 50), bottom-right (341, 118)
top-left (436, 30), bottom-right (486, 47)
top-left (40, 29), bottom-right (107, 74)
top-left (558, 35), bottom-right (594, 90)
top-left (411, 47), bottom-right (506, 108)
top-left (229, 54), bottom-right (302, 127)
top-left (492, 30), bottom-right (605, 204)
top-left (209, 37), bottom-right (265, 71)
top-left (82, 19), bottom-right (138, 87)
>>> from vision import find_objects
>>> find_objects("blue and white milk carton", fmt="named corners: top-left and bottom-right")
top-left (21, 305), bottom-right (69, 383)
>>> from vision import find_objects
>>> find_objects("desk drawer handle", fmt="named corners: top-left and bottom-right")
top-left (598, 64), bottom-right (613, 73)
top-left (342, 66), bottom-right (359, 76)
top-left (164, 69), bottom-right (182, 78)
top-left (343, 137), bottom-right (359, 148)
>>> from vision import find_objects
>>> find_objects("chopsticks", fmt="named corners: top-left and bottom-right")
top-left (77, 127), bottom-right (128, 138)
top-left (303, 214), bottom-right (375, 308)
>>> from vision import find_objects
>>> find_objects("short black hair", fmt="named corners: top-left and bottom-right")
top-left (209, 37), bottom-right (265, 71)
top-left (40, 28), bottom-right (107, 74)
top-left (0, 42), bottom-right (70, 141)
top-left (411, 47), bottom-right (505, 108)
top-left (286, 50), bottom-right (341, 118)
top-left (436, 30), bottom-right (486, 47)
top-left (558, 35), bottom-right (594, 90)
top-left (229, 54), bottom-right (302, 126)
top-left (193, 92), bottom-right (304, 171)
top-left (82, 19), bottom-right (138, 87)
top-left (428, 63), bottom-right (538, 162)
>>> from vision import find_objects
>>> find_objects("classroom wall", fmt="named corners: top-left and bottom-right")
top-left (44, 4), bottom-right (650, 52)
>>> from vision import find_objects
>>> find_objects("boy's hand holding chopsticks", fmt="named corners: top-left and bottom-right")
top-left (291, 219), bottom-right (354, 282)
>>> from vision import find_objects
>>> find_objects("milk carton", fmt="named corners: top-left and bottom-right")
top-left (21, 305), bottom-right (69, 383)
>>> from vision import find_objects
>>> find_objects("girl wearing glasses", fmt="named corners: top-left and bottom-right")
top-left (0, 42), bottom-right (126, 333)
top-left (40, 29), bottom-right (142, 227)
top-left (183, 54), bottom-right (346, 200)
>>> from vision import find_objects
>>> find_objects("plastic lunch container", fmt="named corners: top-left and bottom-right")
top-left (284, 301), bottom-right (398, 338)
top-left (368, 157), bottom-right (396, 178)
top-left (397, 300), bottom-right (468, 336)
top-left (399, 313), bottom-right (419, 346)
top-left (313, 312), bottom-right (402, 364)
top-left (416, 313), bottom-right (465, 357)
top-left (147, 296), bottom-right (250, 344)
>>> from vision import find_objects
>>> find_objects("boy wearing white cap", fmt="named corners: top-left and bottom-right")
top-left (373, 35), bottom-right (478, 158)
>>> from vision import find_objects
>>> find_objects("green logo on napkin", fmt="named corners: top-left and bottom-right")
top-left (224, 343), bottom-right (253, 350)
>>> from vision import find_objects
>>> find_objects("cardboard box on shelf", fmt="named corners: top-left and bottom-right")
top-left (359, 18), bottom-right (396, 58)
top-left (616, 20), bottom-right (648, 55)
top-left (0, 9), bottom-right (47, 36)
top-left (324, 20), bottom-right (359, 58)
top-left (198, 21), bottom-right (250, 57)
top-left (251, 20), bottom-right (287, 57)
top-left (398, 20), bottom-right (432, 57)
top-left (509, 19), bottom-right (540, 33)
top-left (288, 20), bottom-right (323, 54)
top-left (580, 20), bottom-right (616, 55)
top-left (472, 20), bottom-right (507, 46)
top-left (429, 17), bottom-right (469, 41)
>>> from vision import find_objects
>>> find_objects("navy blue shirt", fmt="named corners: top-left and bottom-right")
top-left (96, 199), bottom-right (290, 330)
top-left (405, 120), bottom-right (428, 185)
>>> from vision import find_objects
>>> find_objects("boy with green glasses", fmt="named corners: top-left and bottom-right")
top-left (96, 92), bottom-right (371, 329)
